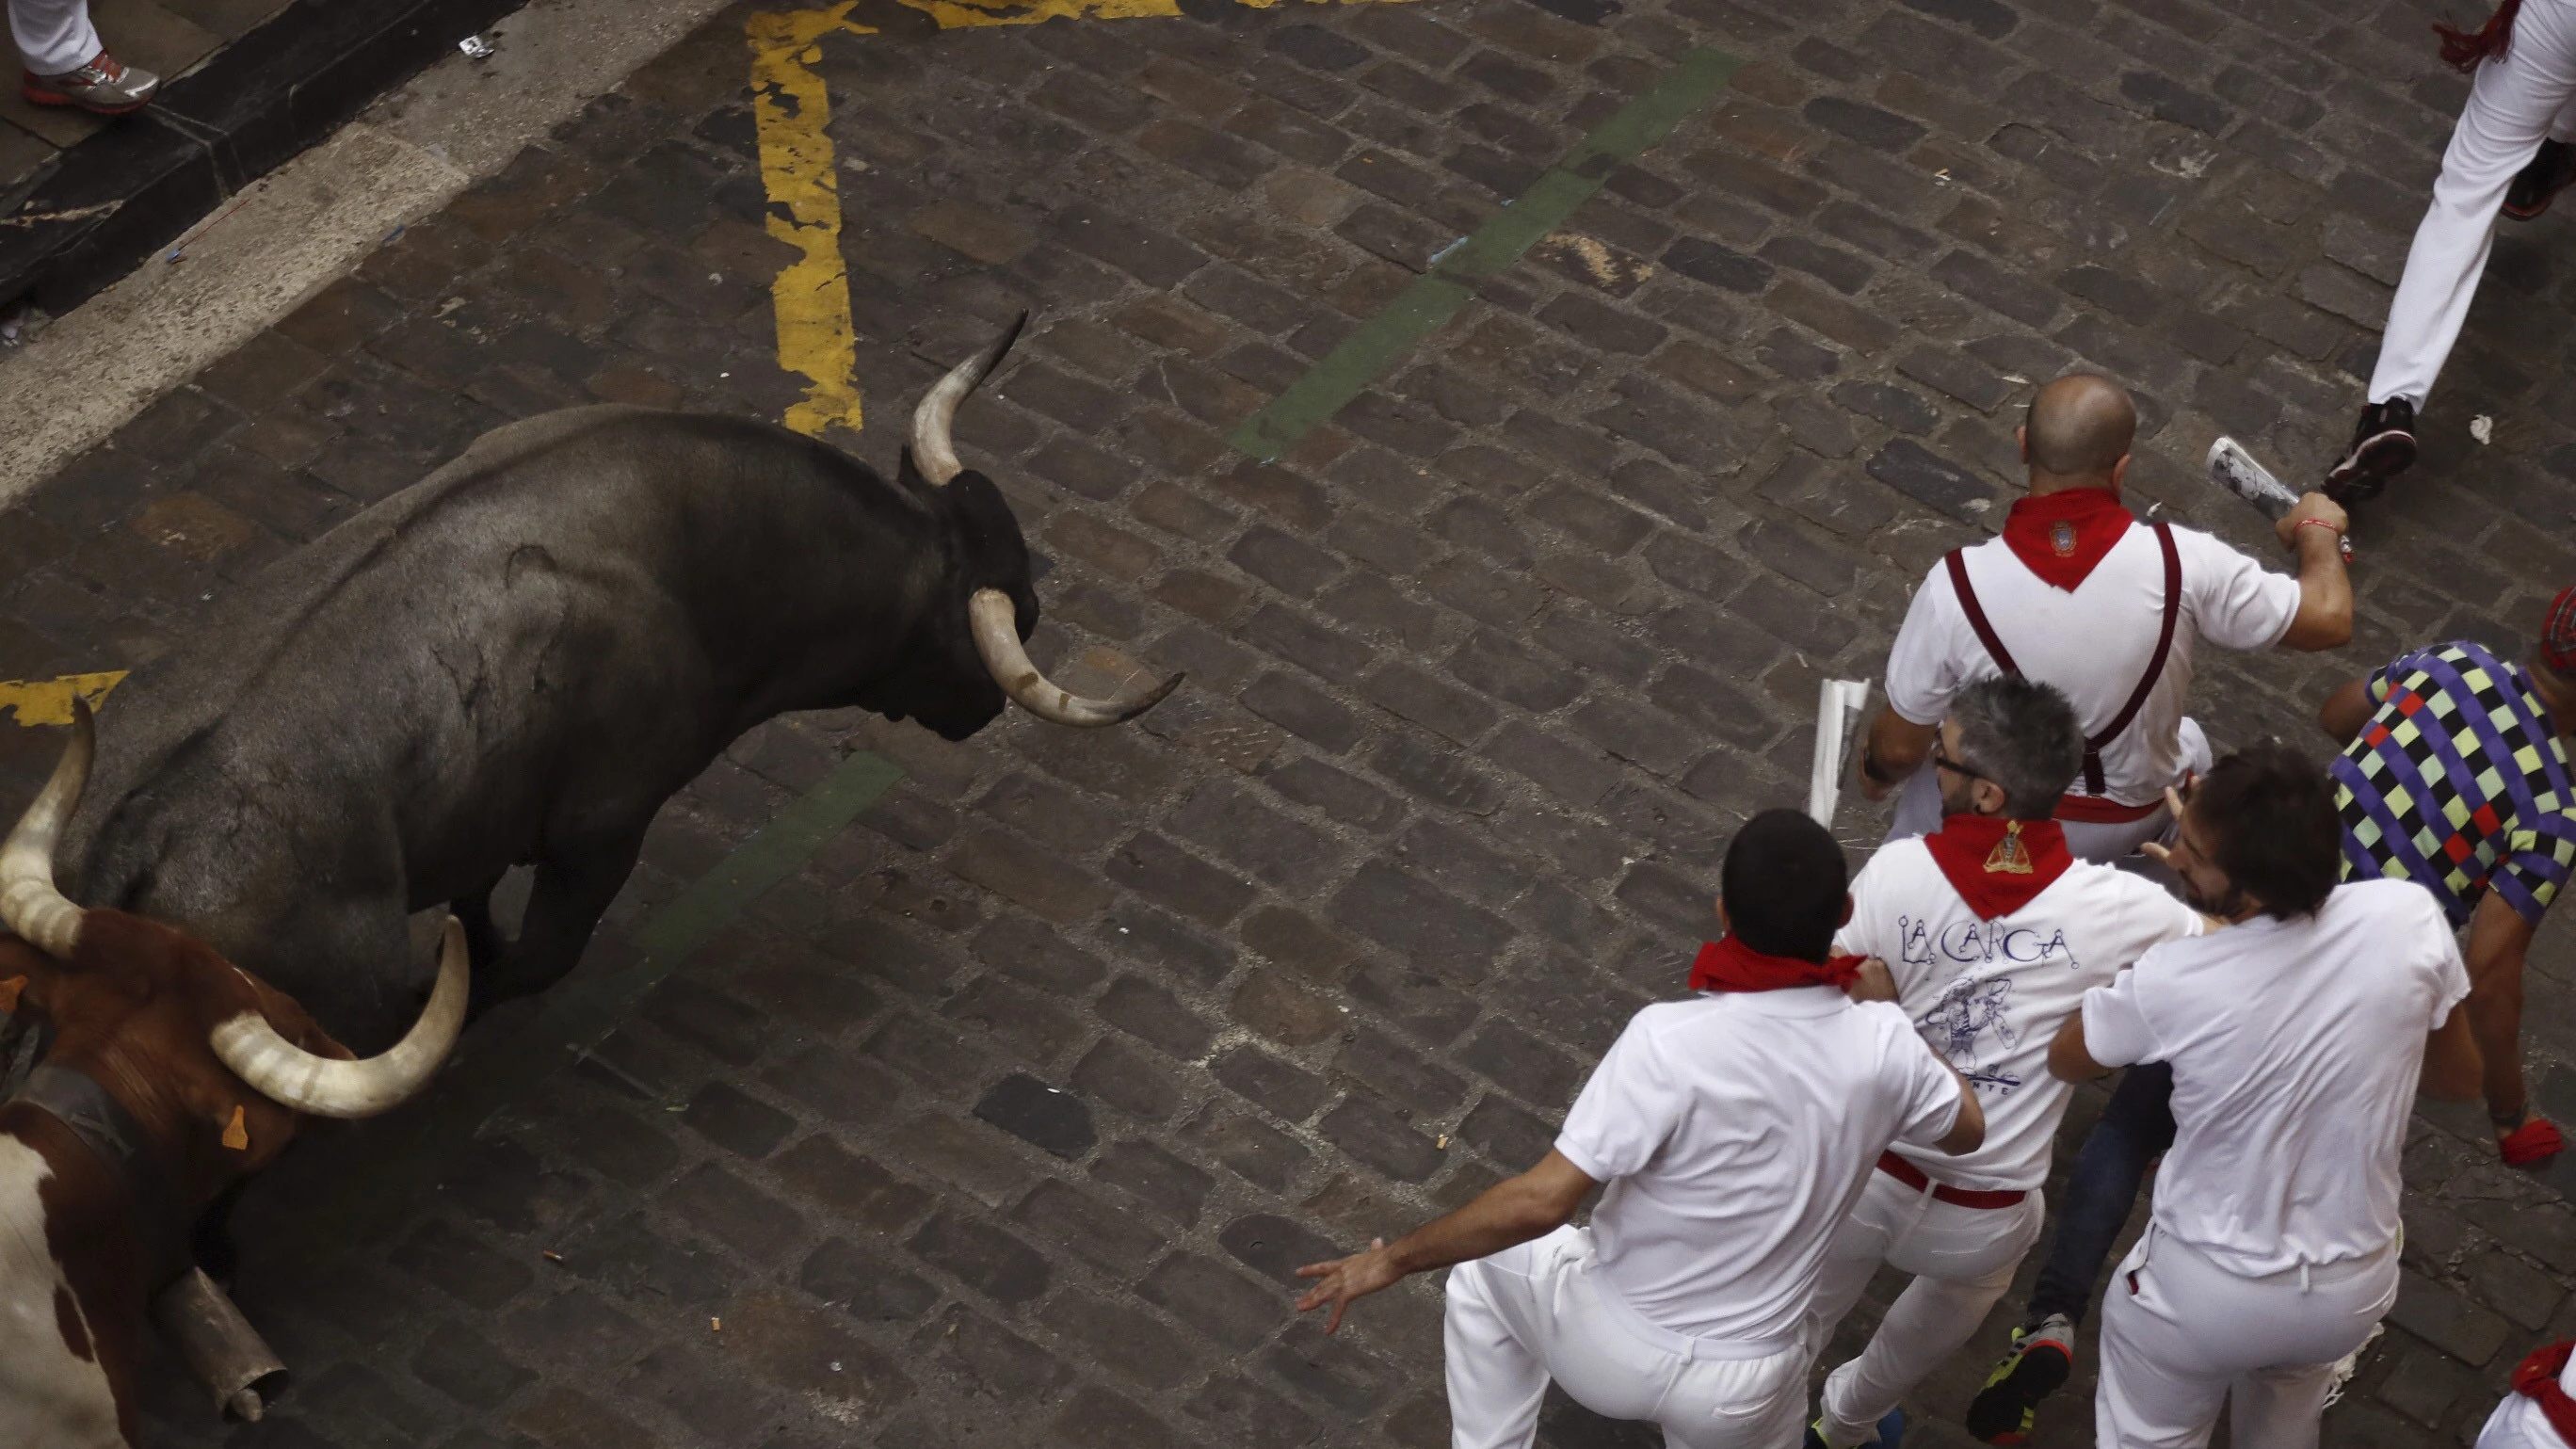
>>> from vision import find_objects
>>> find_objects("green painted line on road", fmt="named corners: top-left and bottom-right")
top-left (630, 749), bottom-right (905, 964)
top-left (303, 747), bottom-right (906, 1238)
top-left (1227, 46), bottom-right (1744, 463)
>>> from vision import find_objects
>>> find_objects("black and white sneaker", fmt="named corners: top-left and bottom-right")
top-left (2324, 398), bottom-right (2416, 504)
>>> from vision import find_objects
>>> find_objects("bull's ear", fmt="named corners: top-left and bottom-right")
top-left (0, 938), bottom-right (58, 1018)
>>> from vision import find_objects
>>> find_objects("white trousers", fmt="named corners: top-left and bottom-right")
top-left (2095, 1227), bottom-right (2399, 1449)
top-left (2370, 0), bottom-right (2576, 408)
top-left (8, 0), bottom-right (100, 74)
top-left (2477, 1391), bottom-right (2568, 1449)
top-left (1802, 1167), bottom-right (2048, 1445)
top-left (1445, 1226), bottom-right (1809, 1449)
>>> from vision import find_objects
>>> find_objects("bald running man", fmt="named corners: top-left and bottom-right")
top-left (1860, 373), bottom-right (2354, 862)
top-left (1856, 374), bottom-right (2357, 1444)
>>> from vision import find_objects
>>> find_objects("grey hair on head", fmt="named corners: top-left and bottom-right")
top-left (1951, 675), bottom-right (2085, 819)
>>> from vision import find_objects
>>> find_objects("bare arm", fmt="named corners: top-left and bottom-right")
top-left (2049, 1013), bottom-right (2114, 1083)
top-left (2462, 893), bottom-right (2539, 1125)
top-left (2274, 493), bottom-right (2353, 652)
top-left (1858, 707), bottom-right (1938, 802)
top-left (1932, 1071), bottom-right (1986, 1155)
top-left (2421, 1002), bottom-right (2486, 1103)
top-left (1295, 1151), bottom-right (1597, 1332)
top-left (2318, 677), bottom-right (2376, 744)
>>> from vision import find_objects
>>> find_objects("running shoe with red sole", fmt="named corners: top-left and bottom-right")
top-left (2505, 140), bottom-right (2576, 221)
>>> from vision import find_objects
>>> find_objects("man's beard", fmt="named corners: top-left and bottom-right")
top-left (2177, 874), bottom-right (2249, 918)
top-left (1940, 775), bottom-right (1979, 818)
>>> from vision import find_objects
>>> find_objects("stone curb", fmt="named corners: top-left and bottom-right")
top-left (0, 0), bottom-right (527, 314)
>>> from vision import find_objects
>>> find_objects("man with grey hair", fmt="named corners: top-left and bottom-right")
top-left (1802, 675), bottom-right (2210, 1449)
top-left (1858, 373), bottom-right (2354, 862)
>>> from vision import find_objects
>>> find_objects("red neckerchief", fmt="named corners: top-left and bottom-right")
top-left (1923, 815), bottom-right (2075, 921)
top-left (2001, 488), bottom-right (2133, 592)
top-left (1687, 935), bottom-right (1863, 992)
top-left (2513, 1341), bottom-right (2576, 1446)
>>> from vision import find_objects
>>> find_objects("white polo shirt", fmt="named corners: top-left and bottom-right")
top-left (2081, 879), bottom-right (2469, 1274)
top-left (1554, 986), bottom-right (1963, 1343)
top-left (1835, 839), bottom-right (2204, 1191)
top-left (1883, 523), bottom-right (2301, 805)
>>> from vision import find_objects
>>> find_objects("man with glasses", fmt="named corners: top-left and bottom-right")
top-left (1801, 676), bottom-right (2208, 1449)
top-left (2050, 745), bottom-right (2480, 1449)
top-left (1857, 373), bottom-right (2352, 863)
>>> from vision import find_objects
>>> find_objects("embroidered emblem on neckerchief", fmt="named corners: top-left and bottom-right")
top-left (1984, 821), bottom-right (2035, 875)
top-left (1927, 815), bottom-right (2074, 919)
top-left (2049, 520), bottom-right (2077, 557)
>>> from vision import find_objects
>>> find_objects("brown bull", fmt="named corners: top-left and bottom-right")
top-left (0, 702), bottom-right (465, 1448)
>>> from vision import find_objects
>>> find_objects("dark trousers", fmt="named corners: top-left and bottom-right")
top-left (2027, 1061), bottom-right (2178, 1326)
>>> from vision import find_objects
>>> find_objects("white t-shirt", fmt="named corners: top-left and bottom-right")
top-left (1883, 523), bottom-right (2301, 806)
top-left (1835, 838), bottom-right (2204, 1190)
top-left (2081, 880), bottom-right (2470, 1274)
top-left (1554, 986), bottom-right (1963, 1342)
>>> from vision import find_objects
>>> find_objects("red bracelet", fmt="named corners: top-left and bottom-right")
top-left (2295, 518), bottom-right (2340, 536)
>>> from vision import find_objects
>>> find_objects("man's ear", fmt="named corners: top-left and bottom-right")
top-left (1976, 779), bottom-right (2011, 815)
top-left (2109, 453), bottom-right (2132, 497)
top-left (1715, 899), bottom-right (1731, 936)
top-left (2016, 425), bottom-right (2029, 464)
top-left (1839, 893), bottom-right (1854, 927)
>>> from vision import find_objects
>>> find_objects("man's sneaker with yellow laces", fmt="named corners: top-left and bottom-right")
top-left (23, 50), bottom-right (160, 115)
top-left (1804, 1407), bottom-right (1906, 1449)
top-left (1964, 1312), bottom-right (2074, 1445)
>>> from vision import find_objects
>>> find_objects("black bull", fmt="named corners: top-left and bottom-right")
top-left (54, 323), bottom-right (1173, 1054)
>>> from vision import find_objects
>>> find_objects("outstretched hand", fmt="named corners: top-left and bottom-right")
top-left (1295, 1238), bottom-right (1403, 1334)
top-left (2136, 784), bottom-right (2191, 869)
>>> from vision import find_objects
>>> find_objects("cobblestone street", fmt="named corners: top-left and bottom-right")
top-left (8, 0), bottom-right (2576, 1443)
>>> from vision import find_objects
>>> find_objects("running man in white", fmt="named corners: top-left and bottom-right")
top-left (2476, 1339), bottom-right (2576, 1449)
top-left (2050, 745), bottom-right (2485, 1449)
top-left (2325, 0), bottom-right (2576, 501)
top-left (1859, 373), bottom-right (2350, 864)
top-left (1801, 676), bottom-right (2208, 1449)
top-left (1293, 809), bottom-right (1985, 1449)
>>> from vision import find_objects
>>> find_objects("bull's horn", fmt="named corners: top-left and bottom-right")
top-left (0, 697), bottom-right (93, 958)
top-left (209, 917), bottom-right (468, 1119)
top-left (910, 313), bottom-right (1028, 486)
top-left (968, 588), bottom-right (1179, 727)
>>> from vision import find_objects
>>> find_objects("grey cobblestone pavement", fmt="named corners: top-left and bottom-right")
top-left (7, 0), bottom-right (2576, 1443)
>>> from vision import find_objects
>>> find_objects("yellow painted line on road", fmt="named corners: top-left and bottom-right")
top-left (0, 671), bottom-right (125, 725)
top-left (749, 0), bottom-right (1424, 433)
top-left (749, 4), bottom-right (878, 439)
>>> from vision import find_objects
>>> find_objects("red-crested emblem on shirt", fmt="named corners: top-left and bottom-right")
top-left (2049, 520), bottom-right (2077, 557)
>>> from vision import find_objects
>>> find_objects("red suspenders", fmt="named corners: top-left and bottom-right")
top-left (1943, 523), bottom-right (2181, 799)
